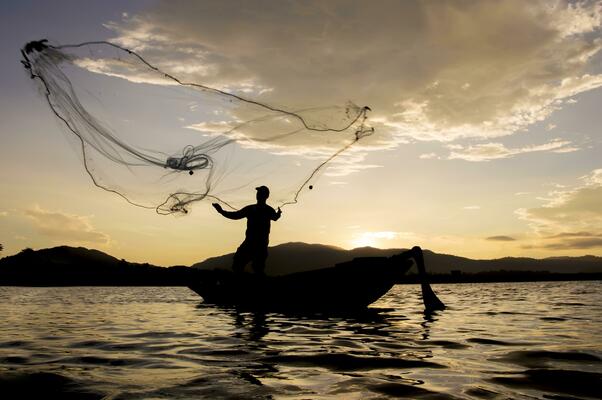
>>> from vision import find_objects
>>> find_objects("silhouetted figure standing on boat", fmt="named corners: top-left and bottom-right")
top-left (213, 186), bottom-right (281, 276)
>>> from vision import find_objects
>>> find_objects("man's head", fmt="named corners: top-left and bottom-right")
top-left (255, 185), bottom-right (270, 203)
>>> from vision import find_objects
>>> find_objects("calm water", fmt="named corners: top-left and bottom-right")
top-left (0, 282), bottom-right (601, 399)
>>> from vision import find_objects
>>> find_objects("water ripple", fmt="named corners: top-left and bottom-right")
top-left (0, 282), bottom-right (600, 399)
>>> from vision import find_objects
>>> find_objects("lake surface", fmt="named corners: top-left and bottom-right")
top-left (1, 282), bottom-right (601, 399)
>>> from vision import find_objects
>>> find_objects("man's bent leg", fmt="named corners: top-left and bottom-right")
top-left (251, 246), bottom-right (268, 276)
top-left (232, 241), bottom-right (252, 274)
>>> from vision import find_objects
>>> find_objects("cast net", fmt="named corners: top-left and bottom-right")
top-left (21, 40), bottom-right (373, 214)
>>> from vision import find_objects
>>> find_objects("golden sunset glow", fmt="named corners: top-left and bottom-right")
top-left (1, 0), bottom-right (602, 265)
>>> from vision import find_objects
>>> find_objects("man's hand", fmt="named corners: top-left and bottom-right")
top-left (277, 207), bottom-right (282, 215)
top-left (212, 203), bottom-right (223, 213)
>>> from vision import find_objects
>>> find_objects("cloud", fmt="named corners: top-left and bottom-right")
top-left (539, 237), bottom-right (602, 249)
top-left (0, 211), bottom-right (7, 217)
top-left (96, 0), bottom-right (602, 147)
top-left (463, 205), bottom-right (481, 210)
top-left (448, 138), bottom-right (578, 161)
top-left (517, 168), bottom-right (602, 250)
top-left (323, 153), bottom-right (383, 177)
top-left (419, 152), bottom-right (438, 160)
top-left (583, 168), bottom-right (602, 185)
top-left (24, 206), bottom-right (110, 245)
top-left (486, 235), bottom-right (517, 242)
top-left (534, 231), bottom-right (602, 250)
top-left (545, 231), bottom-right (597, 238)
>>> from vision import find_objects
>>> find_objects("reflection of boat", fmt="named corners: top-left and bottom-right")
top-left (188, 256), bottom-right (414, 311)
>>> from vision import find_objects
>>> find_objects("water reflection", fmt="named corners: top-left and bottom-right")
top-left (0, 282), bottom-right (600, 399)
top-left (192, 300), bottom-right (447, 393)
top-left (218, 304), bottom-right (413, 343)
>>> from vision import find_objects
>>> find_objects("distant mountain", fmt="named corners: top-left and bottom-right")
top-left (192, 242), bottom-right (602, 275)
top-left (0, 246), bottom-right (194, 286)
top-left (1, 243), bottom-right (601, 286)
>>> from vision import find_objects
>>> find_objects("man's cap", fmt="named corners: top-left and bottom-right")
top-left (255, 185), bottom-right (270, 195)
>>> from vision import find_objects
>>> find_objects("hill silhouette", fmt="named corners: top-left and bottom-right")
top-left (1, 243), bottom-right (601, 286)
top-left (193, 242), bottom-right (602, 276)
top-left (0, 246), bottom-right (194, 286)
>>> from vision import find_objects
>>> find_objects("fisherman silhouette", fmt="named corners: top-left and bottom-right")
top-left (213, 186), bottom-right (281, 276)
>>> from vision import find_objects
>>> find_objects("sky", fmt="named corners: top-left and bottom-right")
top-left (1, 0), bottom-right (601, 266)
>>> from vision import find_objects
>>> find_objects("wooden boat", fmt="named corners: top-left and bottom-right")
top-left (189, 254), bottom-right (443, 311)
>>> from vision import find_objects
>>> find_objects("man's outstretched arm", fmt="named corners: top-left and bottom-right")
top-left (212, 203), bottom-right (247, 220)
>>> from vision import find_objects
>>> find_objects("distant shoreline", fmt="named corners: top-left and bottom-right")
top-left (2, 273), bottom-right (601, 287)
top-left (399, 272), bottom-right (602, 284)
top-left (2, 244), bottom-right (601, 287)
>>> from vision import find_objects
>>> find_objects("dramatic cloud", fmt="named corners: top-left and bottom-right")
top-left (24, 206), bottom-right (110, 245)
top-left (517, 168), bottom-right (602, 250)
top-left (486, 235), bottom-right (517, 241)
top-left (99, 0), bottom-right (602, 149)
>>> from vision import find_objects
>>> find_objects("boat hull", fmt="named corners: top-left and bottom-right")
top-left (188, 257), bottom-right (413, 311)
